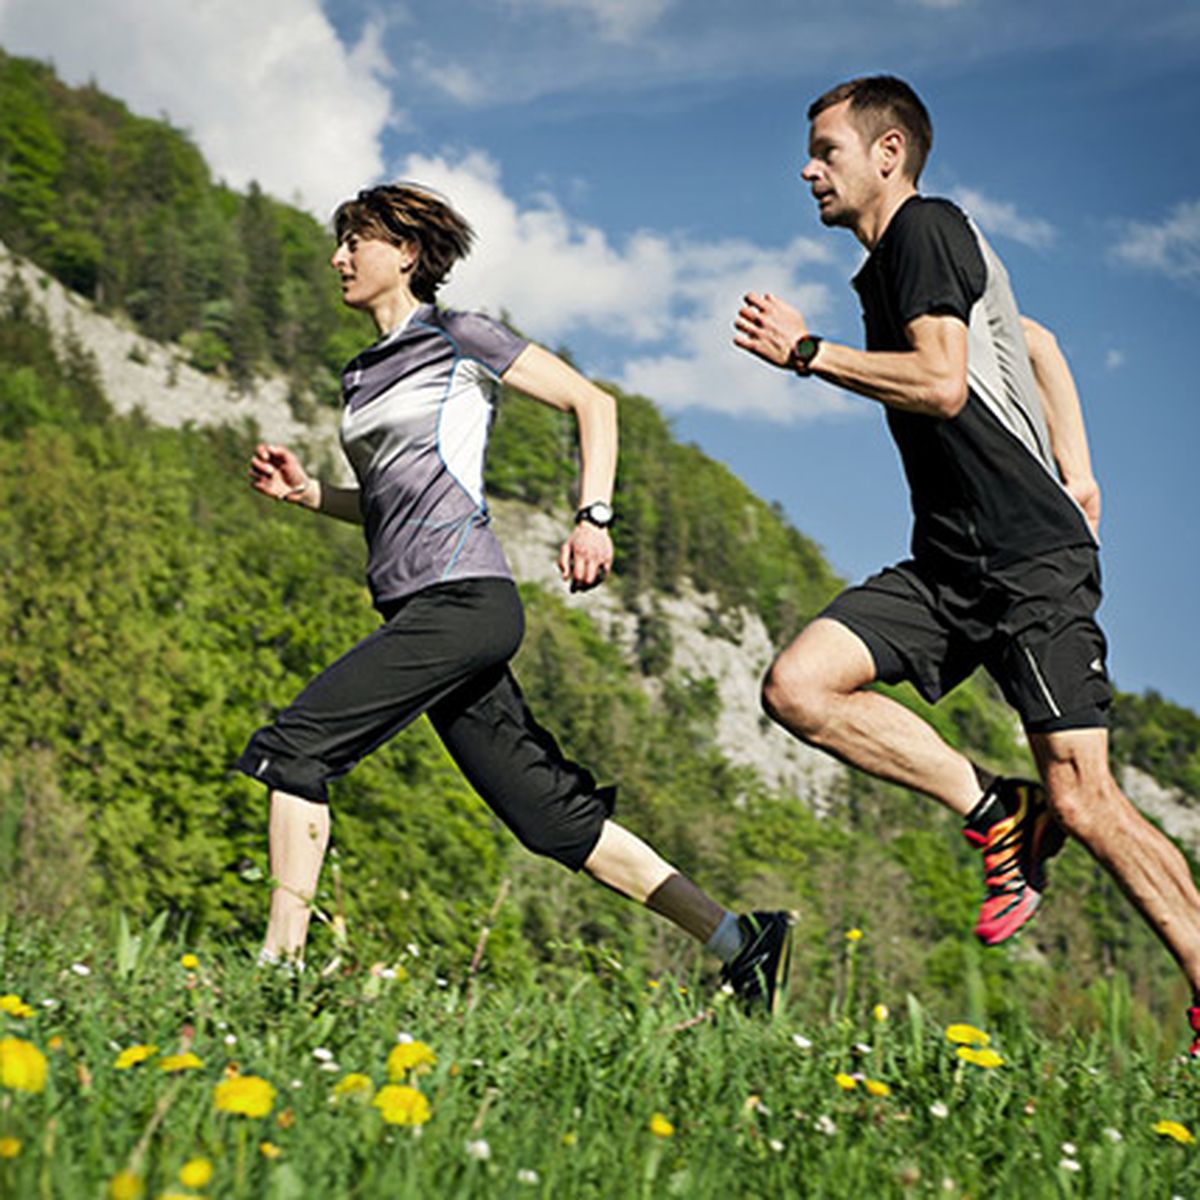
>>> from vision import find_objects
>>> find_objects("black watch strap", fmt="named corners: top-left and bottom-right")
top-left (790, 334), bottom-right (823, 374)
top-left (575, 501), bottom-right (614, 529)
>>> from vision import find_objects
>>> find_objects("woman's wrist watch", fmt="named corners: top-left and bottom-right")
top-left (575, 501), bottom-right (614, 529)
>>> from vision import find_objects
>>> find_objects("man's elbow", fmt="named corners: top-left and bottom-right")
top-left (928, 376), bottom-right (968, 418)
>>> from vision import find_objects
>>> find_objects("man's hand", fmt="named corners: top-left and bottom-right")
top-left (559, 523), bottom-right (613, 592)
top-left (734, 292), bottom-right (810, 369)
top-left (1066, 476), bottom-right (1102, 538)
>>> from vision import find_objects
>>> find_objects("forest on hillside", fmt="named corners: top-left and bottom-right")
top-left (2, 48), bottom-right (1200, 1038)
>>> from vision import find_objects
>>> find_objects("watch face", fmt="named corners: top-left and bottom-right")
top-left (580, 501), bottom-right (613, 526)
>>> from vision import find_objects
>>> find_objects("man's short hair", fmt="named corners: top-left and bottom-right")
top-left (808, 76), bottom-right (933, 183)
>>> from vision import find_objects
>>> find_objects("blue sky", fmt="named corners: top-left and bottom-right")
top-left (2, 0), bottom-right (1199, 708)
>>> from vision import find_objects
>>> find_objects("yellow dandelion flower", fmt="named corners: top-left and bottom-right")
top-left (332, 1072), bottom-right (374, 1099)
top-left (1153, 1120), bottom-right (1196, 1145)
top-left (179, 954), bottom-right (200, 971)
top-left (834, 1072), bottom-right (858, 1091)
top-left (845, 928), bottom-right (864, 943)
top-left (372, 1084), bottom-right (431, 1126)
top-left (47, 1035), bottom-right (64, 1052)
top-left (158, 1052), bottom-right (204, 1073)
top-left (945, 1023), bottom-right (990, 1047)
top-left (647, 979), bottom-right (660, 989)
top-left (107, 1170), bottom-right (143, 1200)
top-left (178, 1158), bottom-right (213, 1188)
top-left (648, 1112), bottom-right (674, 1138)
top-left (0, 1137), bottom-right (21, 1158)
top-left (865, 1079), bottom-right (891, 1097)
top-left (0, 994), bottom-right (34, 1019)
top-left (0, 1037), bottom-right (47, 1093)
top-left (276, 1107), bottom-right (296, 1129)
top-left (873, 1003), bottom-right (890, 1023)
top-left (259, 1141), bottom-right (282, 1159)
top-left (213, 1074), bottom-right (276, 1118)
top-left (956, 1046), bottom-right (1004, 1069)
top-left (114, 1044), bottom-right (159, 1070)
top-left (562, 1131), bottom-right (578, 1147)
top-left (386, 1040), bottom-right (437, 1080)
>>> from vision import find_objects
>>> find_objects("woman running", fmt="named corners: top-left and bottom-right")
top-left (236, 183), bottom-right (789, 1009)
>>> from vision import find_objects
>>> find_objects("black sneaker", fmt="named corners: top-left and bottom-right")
top-left (720, 911), bottom-right (792, 1014)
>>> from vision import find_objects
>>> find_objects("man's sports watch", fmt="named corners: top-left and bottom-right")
top-left (789, 334), bottom-right (823, 374)
top-left (575, 501), bottom-right (614, 529)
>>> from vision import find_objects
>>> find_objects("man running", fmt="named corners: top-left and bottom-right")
top-left (734, 75), bottom-right (1200, 1049)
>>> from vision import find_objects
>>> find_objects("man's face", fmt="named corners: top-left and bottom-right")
top-left (800, 100), bottom-right (882, 230)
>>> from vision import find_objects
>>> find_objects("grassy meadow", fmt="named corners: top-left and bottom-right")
top-left (3, 914), bottom-right (1200, 1200)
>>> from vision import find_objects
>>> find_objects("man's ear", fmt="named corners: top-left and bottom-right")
top-left (877, 128), bottom-right (907, 178)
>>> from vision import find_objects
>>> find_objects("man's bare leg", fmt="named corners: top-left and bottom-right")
top-left (262, 790), bottom-right (330, 962)
top-left (1032, 728), bottom-right (1200, 991)
top-left (762, 618), bottom-right (982, 816)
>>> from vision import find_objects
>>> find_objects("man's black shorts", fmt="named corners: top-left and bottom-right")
top-left (821, 546), bottom-right (1111, 733)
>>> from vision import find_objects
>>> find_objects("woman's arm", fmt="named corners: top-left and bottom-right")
top-left (248, 443), bottom-right (363, 525)
top-left (1020, 318), bottom-right (1101, 537)
top-left (500, 344), bottom-right (616, 591)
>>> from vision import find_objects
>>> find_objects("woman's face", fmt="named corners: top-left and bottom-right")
top-left (330, 232), bottom-right (417, 312)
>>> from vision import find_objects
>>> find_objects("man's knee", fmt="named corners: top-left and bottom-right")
top-left (761, 654), bottom-right (832, 740)
top-left (1044, 766), bottom-right (1127, 844)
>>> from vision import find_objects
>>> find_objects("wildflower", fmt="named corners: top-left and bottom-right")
top-left (1152, 1120), bottom-right (1196, 1146)
top-left (955, 1046), bottom-right (1004, 1069)
top-left (1061, 1142), bottom-right (1077, 1157)
top-left (648, 1112), bottom-right (675, 1137)
top-left (70, 963), bottom-right (91, 977)
top-left (516, 1168), bottom-right (540, 1185)
top-left (213, 1075), bottom-right (276, 1118)
top-left (259, 1141), bottom-right (282, 1159)
top-left (465, 1138), bottom-right (491, 1160)
top-left (158, 1053), bottom-right (204, 1073)
top-left (1059, 1157), bottom-right (1082, 1173)
top-left (0, 1037), bottom-right (47, 1093)
top-left (107, 1170), bottom-right (143, 1200)
top-left (562, 1131), bottom-right (578, 1147)
top-left (387, 1040), bottom-right (437, 1080)
top-left (373, 1084), bottom-right (431, 1126)
top-left (48, 1036), bottom-right (64, 1051)
top-left (224, 1034), bottom-right (237, 1047)
top-left (1102, 1127), bottom-right (1123, 1143)
top-left (179, 954), bottom-right (200, 970)
top-left (0, 1137), bottom-right (21, 1158)
top-left (944, 1023), bottom-right (990, 1047)
top-left (834, 1073), bottom-right (858, 1091)
top-left (768, 1138), bottom-right (784, 1152)
top-left (647, 979), bottom-right (660, 989)
top-left (178, 1158), bottom-right (213, 1188)
top-left (930, 1100), bottom-right (949, 1119)
top-left (854, 1042), bottom-right (873, 1055)
top-left (845, 928), bottom-right (863, 943)
top-left (333, 1073), bottom-right (374, 1099)
top-left (791, 1034), bottom-right (813, 1050)
top-left (873, 1003), bottom-right (890, 1022)
top-left (814, 1114), bottom-right (837, 1136)
top-left (865, 1079), bottom-right (891, 1098)
top-left (311, 1047), bottom-right (334, 1062)
top-left (114, 1045), bottom-right (159, 1071)
top-left (319, 1061), bottom-right (341, 1073)
top-left (0, 994), bottom-right (34, 1019)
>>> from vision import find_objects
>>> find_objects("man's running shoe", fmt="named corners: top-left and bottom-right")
top-left (963, 778), bottom-right (1065, 946)
top-left (1187, 1005), bottom-right (1200, 1058)
top-left (720, 910), bottom-right (792, 1014)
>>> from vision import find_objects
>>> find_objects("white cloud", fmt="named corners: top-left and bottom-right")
top-left (1104, 348), bottom-right (1125, 371)
top-left (951, 187), bottom-right (1056, 250)
top-left (402, 150), bottom-right (848, 421)
top-left (0, 0), bottom-right (394, 216)
top-left (1112, 200), bottom-right (1200, 282)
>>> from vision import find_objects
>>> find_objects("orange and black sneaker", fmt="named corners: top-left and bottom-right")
top-left (963, 778), bottom-right (1065, 946)
top-left (1187, 1005), bottom-right (1200, 1057)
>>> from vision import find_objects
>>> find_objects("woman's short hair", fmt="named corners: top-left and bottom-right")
top-left (333, 184), bottom-right (474, 303)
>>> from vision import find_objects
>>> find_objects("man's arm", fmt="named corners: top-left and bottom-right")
top-left (734, 292), bottom-right (968, 418)
top-left (1020, 317), bottom-right (1100, 535)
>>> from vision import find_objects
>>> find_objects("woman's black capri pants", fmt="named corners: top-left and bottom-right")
top-left (235, 577), bottom-right (614, 870)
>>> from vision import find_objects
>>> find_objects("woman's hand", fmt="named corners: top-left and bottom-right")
top-left (559, 522), bottom-right (613, 592)
top-left (249, 443), bottom-right (314, 504)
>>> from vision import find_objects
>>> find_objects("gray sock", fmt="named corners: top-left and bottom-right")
top-left (705, 911), bottom-right (745, 964)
